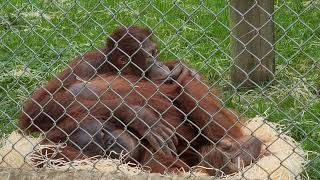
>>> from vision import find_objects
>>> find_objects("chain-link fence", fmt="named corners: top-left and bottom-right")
top-left (0, 0), bottom-right (319, 179)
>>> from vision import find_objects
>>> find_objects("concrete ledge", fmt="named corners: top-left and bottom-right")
top-left (0, 168), bottom-right (211, 180)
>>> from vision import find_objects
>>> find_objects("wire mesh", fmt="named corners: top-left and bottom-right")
top-left (0, 0), bottom-right (319, 179)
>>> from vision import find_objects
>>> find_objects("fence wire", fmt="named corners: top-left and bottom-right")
top-left (0, 0), bottom-right (319, 179)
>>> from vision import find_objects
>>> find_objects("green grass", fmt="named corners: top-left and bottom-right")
top-left (0, 0), bottom-right (319, 178)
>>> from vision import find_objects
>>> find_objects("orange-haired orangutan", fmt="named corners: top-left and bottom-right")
top-left (19, 26), bottom-right (262, 175)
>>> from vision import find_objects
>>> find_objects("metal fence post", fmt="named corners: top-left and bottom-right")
top-left (230, 0), bottom-right (275, 88)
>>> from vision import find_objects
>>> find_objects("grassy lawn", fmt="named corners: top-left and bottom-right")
top-left (0, 0), bottom-right (319, 178)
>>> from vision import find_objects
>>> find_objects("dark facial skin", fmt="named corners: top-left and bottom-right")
top-left (200, 135), bottom-right (262, 175)
top-left (141, 38), bottom-right (172, 82)
top-left (107, 27), bottom-right (171, 82)
top-left (69, 120), bottom-right (142, 161)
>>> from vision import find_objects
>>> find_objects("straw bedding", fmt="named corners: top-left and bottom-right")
top-left (0, 117), bottom-right (307, 179)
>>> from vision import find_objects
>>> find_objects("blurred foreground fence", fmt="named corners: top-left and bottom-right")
top-left (0, 0), bottom-right (319, 179)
